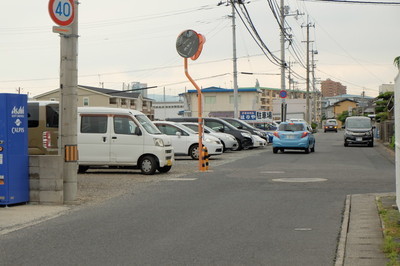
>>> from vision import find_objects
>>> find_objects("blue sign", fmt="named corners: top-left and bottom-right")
top-left (240, 110), bottom-right (272, 122)
top-left (279, 90), bottom-right (287, 98)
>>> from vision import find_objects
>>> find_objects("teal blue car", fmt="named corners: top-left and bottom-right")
top-left (272, 122), bottom-right (315, 154)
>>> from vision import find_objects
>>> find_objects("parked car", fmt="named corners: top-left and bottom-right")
top-left (166, 117), bottom-right (253, 150)
top-left (77, 107), bottom-right (174, 175)
top-left (324, 119), bottom-right (338, 133)
top-left (177, 122), bottom-right (239, 151)
top-left (251, 135), bottom-right (267, 148)
top-left (154, 121), bottom-right (223, 160)
top-left (343, 116), bottom-right (374, 147)
top-left (272, 122), bottom-right (315, 154)
top-left (221, 117), bottom-right (269, 142)
top-left (28, 101), bottom-right (59, 155)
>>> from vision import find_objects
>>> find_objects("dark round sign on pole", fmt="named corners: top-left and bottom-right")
top-left (176, 30), bottom-right (200, 59)
top-left (279, 89), bottom-right (288, 99)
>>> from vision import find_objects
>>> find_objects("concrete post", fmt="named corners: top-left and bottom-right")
top-left (60, 1), bottom-right (79, 203)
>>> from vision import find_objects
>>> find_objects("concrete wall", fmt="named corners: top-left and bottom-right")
top-left (29, 155), bottom-right (63, 204)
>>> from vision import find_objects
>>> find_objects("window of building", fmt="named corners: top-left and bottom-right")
top-left (109, 98), bottom-right (117, 104)
top-left (83, 97), bottom-right (89, 106)
top-left (205, 96), bottom-right (216, 104)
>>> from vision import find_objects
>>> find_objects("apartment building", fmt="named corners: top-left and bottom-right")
top-left (321, 79), bottom-right (347, 97)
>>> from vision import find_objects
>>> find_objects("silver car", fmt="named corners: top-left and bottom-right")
top-left (178, 122), bottom-right (239, 151)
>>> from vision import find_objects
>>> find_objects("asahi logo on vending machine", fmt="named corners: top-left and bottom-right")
top-left (11, 106), bottom-right (25, 134)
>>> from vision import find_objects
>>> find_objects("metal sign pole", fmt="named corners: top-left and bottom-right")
top-left (184, 58), bottom-right (204, 171)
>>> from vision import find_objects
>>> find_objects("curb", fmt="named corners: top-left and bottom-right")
top-left (335, 194), bottom-right (351, 266)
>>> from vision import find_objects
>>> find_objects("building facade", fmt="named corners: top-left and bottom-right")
top-left (321, 79), bottom-right (347, 97)
top-left (153, 101), bottom-right (184, 120)
top-left (180, 87), bottom-right (262, 118)
top-left (179, 86), bottom-right (322, 122)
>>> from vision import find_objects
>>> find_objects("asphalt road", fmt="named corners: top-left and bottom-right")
top-left (0, 131), bottom-right (395, 265)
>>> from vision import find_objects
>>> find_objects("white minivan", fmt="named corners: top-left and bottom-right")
top-left (78, 107), bottom-right (174, 175)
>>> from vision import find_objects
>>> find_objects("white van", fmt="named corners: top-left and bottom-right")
top-left (78, 107), bottom-right (174, 175)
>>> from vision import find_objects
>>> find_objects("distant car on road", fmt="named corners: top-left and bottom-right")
top-left (272, 122), bottom-right (316, 154)
top-left (324, 119), bottom-right (338, 133)
top-left (343, 116), bottom-right (374, 147)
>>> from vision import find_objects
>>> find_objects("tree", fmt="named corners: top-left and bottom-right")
top-left (337, 111), bottom-right (350, 124)
top-left (375, 91), bottom-right (394, 122)
top-left (394, 56), bottom-right (400, 69)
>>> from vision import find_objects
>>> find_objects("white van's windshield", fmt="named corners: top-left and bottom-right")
top-left (135, 115), bottom-right (162, 134)
top-left (346, 118), bottom-right (372, 129)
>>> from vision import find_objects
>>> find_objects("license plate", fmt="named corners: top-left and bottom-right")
top-left (166, 160), bottom-right (172, 166)
top-left (285, 135), bottom-right (296, 139)
top-left (356, 137), bottom-right (362, 142)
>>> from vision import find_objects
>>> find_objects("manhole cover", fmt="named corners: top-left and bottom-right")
top-left (272, 178), bottom-right (327, 183)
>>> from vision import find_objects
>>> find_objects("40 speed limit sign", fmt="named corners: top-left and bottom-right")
top-left (49, 0), bottom-right (75, 26)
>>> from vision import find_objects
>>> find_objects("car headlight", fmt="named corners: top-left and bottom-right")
top-left (204, 138), bottom-right (219, 144)
top-left (241, 132), bottom-right (251, 138)
top-left (154, 138), bottom-right (165, 147)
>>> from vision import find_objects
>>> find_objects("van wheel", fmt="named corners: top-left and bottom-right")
top-left (78, 166), bottom-right (88, 174)
top-left (158, 165), bottom-right (172, 173)
top-left (140, 156), bottom-right (157, 175)
top-left (189, 144), bottom-right (200, 160)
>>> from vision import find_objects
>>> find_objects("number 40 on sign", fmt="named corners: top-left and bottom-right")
top-left (48, 0), bottom-right (75, 26)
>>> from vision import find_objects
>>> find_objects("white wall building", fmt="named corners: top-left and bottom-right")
top-left (272, 98), bottom-right (306, 121)
top-left (153, 101), bottom-right (184, 120)
top-left (379, 83), bottom-right (395, 94)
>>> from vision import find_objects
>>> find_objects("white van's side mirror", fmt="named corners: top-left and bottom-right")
top-left (135, 127), bottom-right (142, 136)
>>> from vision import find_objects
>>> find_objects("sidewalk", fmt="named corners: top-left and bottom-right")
top-left (0, 204), bottom-right (70, 236)
top-left (336, 193), bottom-right (393, 266)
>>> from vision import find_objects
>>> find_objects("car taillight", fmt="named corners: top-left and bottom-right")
top-left (273, 131), bottom-right (280, 138)
top-left (301, 131), bottom-right (308, 138)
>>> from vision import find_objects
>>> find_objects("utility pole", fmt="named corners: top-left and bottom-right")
top-left (302, 19), bottom-right (314, 124)
top-left (311, 49), bottom-right (318, 122)
top-left (218, 0), bottom-right (241, 118)
top-left (231, 0), bottom-right (239, 118)
top-left (60, 1), bottom-right (79, 203)
top-left (279, 0), bottom-right (287, 122)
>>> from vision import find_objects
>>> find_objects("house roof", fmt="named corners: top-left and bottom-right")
top-left (333, 98), bottom-right (358, 106)
top-left (34, 85), bottom-right (153, 101)
top-left (79, 85), bottom-right (143, 99)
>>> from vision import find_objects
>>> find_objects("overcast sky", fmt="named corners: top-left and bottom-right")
top-left (0, 0), bottom-right (399, 98)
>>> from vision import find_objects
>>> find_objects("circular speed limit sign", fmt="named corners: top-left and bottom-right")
top-left (48, 0), bottom-right (75, 26)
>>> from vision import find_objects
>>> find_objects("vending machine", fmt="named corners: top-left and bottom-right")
top-left (0, 93), bottom-right (29, 205)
